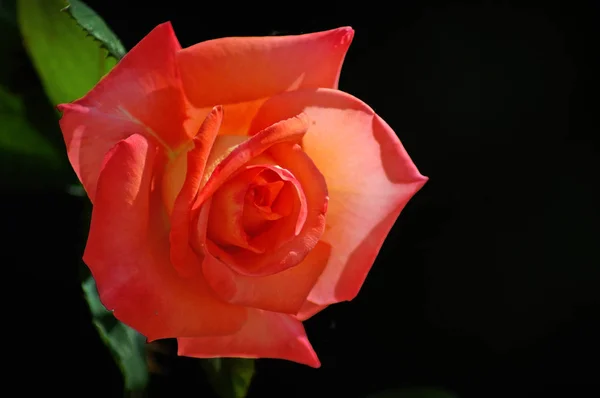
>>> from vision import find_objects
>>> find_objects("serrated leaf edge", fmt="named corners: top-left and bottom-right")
top-left (60, 2), bottom-right (125, 61)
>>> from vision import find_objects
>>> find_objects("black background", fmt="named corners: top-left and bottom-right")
top-left (6, 1), bottom-right (599, 397)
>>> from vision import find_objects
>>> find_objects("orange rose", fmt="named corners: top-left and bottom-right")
top-left (58, 23), bottom-right (427, 367)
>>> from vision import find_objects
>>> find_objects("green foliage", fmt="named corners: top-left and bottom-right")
top-left (82, 277), bottom-right (149, 392)
top-left (202, 357), bottom-right (255, 398)
top-left (63, 0), bottom-right (127, 60)
top-left (17, 0), bottom-right (117, 107)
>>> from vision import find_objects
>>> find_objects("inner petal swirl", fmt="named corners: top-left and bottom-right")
top-left (207, 164), bottom-right (308, 256)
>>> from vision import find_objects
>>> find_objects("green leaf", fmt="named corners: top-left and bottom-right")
top-left (82, 277), bottom-right (149, 392)
top-left (202, 357), bottom-right (255, 398)
top-left (17, 0), bottom-right (118, 107)
top-left (367, 387), bottom-right (459, 398)
top-left (63, 0), bottom-right (126, 60)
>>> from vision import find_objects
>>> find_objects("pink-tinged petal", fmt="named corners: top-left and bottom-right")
top-left (295, 300), bottom-right (329, 322)
top-left (250, 88), bottom-right (428, 304)
top-left (177, 27), bottom-right (354, 108)
top-left (85, 133), bottom-right (246, 341)
top-left (58, 22), bottom-right (194, 202)
top-left (202, 241), bottom-right (331, 314)
top-left (178, 309), bottom-right (321, 368)
top-left (169, 106), bottom-right (223, 277)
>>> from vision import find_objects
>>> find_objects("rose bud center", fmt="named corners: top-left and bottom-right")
top-left (207, 165), bottom-right (307, 256)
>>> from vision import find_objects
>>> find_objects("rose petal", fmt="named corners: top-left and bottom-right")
top-left (175, 27), bottom-right (354, 137)
top-left (244, 166), bottom-right (307, 247)
top-left (250, 88), bottom-right (428, 304)
top-left (207, 164), bottom-right (307, 254)
top-left (169, 106), bottom-right (223, 277)
top-left (192, 113), bottom-right (309, 215)
top-left (197, 143), bottom-right (328, 277)
top-left (177, 27), bottom-right (354, 107)
top-left (207, 166), bottom-right (267, 253)
top-left (178, 309), bottom-right (320, 368)
top-left (85, 133), bottom-right (246, 341)
top-left (295, 300), bottom-right (329, 322)
top-left (58, 22), bottom-right (195, 201)
top-left (202, 240), bottom-right (331, 314)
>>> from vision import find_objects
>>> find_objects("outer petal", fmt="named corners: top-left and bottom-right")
top-left (176, 27), bottom-right (354, 136)
top-left (177, 27), bottom-right (354, 107)
top-left (85, 133), bottom-right (246, 341)
top-left (295, 300), bottom-right (329, 322)
top-left (202, 241), bottom-right (331, 314)
top-left (58, 22), bottom-right (194, 201)
top-left (250, 89), bottom-right (428, 305)
top-left (178, 309), bottom-right (321, 368)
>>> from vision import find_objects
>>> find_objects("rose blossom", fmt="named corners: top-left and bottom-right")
top-left (58, 23), bottom-right (427, 367)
